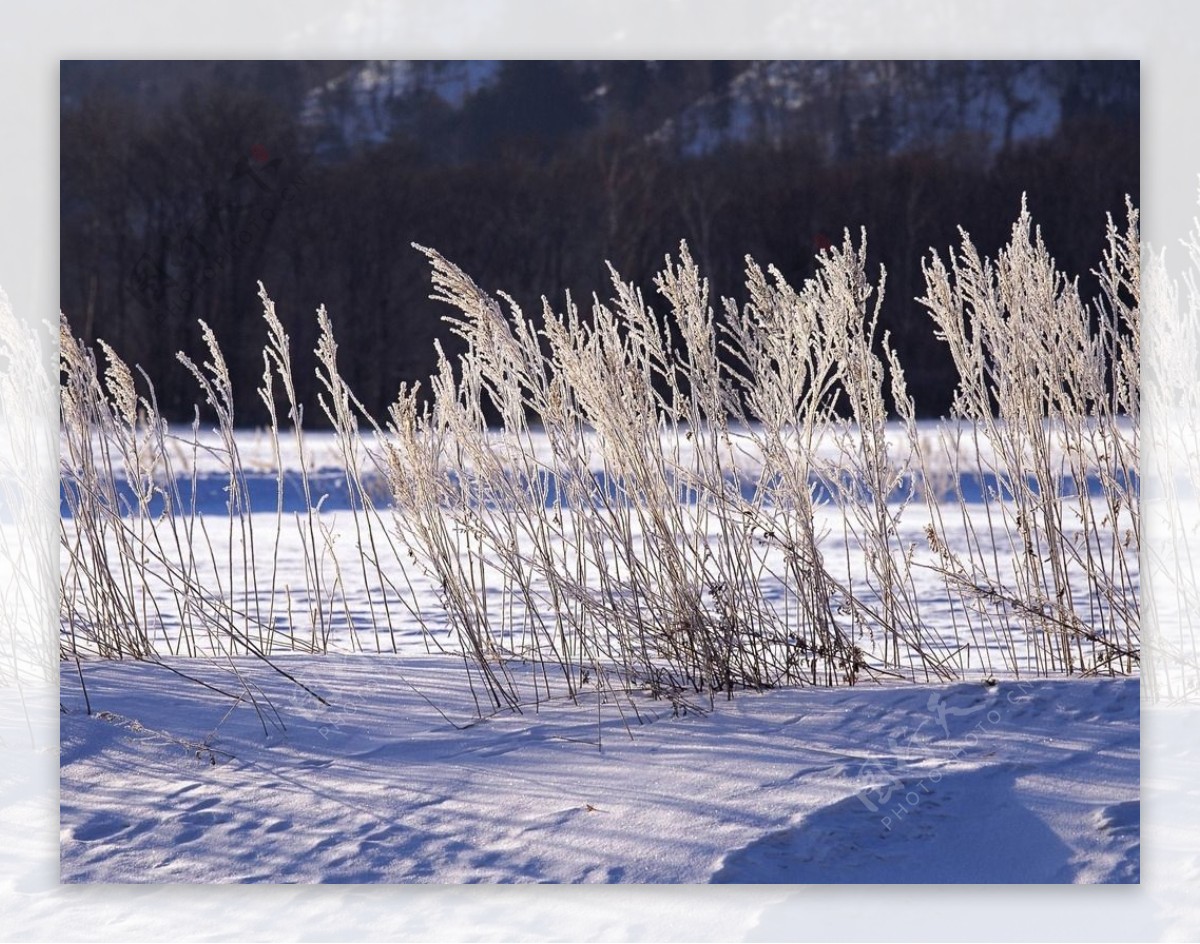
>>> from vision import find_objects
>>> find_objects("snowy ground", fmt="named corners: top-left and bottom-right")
top-left (57, 423), bottom-right (1142, 886)
top-left (59, 656), bottom-right (1138, 885)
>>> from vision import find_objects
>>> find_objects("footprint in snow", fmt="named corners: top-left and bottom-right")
top-left (73, 812), bottom-right (134, 843)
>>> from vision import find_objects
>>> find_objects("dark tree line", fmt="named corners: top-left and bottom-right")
top-left (60, 60), bottom-right (1138, 423)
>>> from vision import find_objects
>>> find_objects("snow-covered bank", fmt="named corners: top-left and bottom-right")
top-left (60, 657), bottom-right (1137, 884)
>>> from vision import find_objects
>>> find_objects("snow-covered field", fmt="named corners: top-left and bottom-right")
top-left (60, 658), bottom-right (1137, 884)
top-left (58, 425), bottom-right (1141, 885)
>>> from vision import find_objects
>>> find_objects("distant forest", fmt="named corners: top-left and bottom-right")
top-left (60, 60), bottom-right (1139, 422)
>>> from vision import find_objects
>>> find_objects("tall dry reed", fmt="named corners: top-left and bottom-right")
top-left (59, 200), bottom-right (1140, 720)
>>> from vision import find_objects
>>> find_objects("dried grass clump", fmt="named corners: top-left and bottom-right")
top-left (59, 199), bottom-right (1140, 719)
top-left (913, 199), bottom-right (1139, 678)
